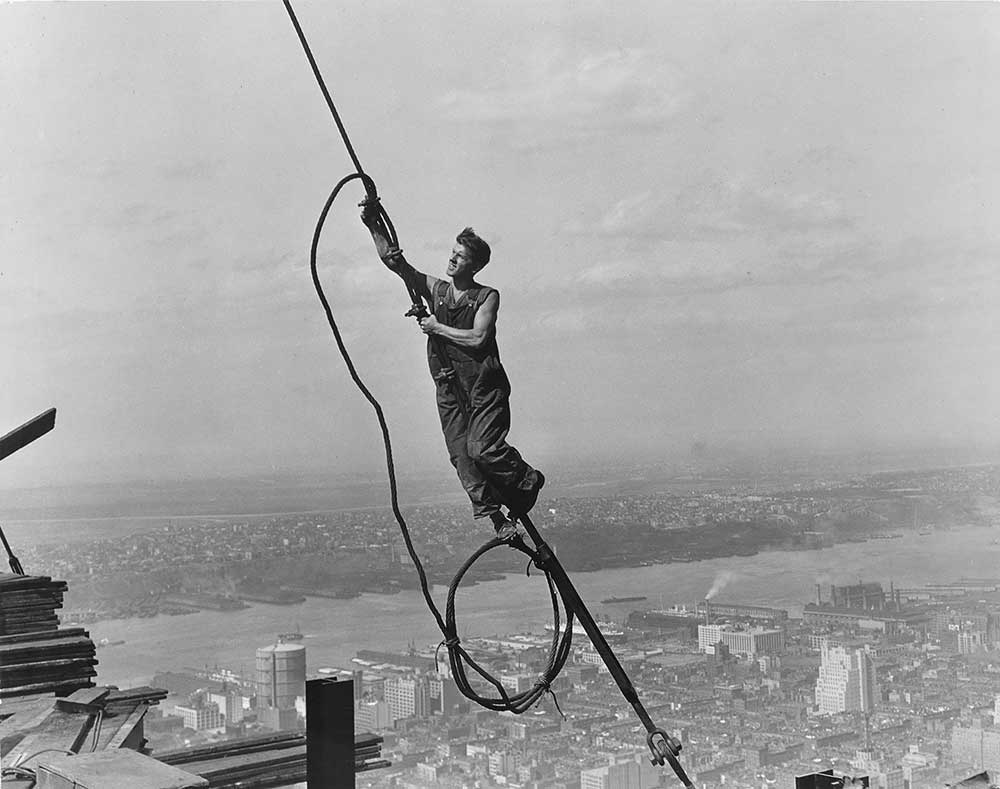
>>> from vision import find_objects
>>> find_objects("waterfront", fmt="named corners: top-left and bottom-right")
top-left (87, 523), bottom-right (999, 689)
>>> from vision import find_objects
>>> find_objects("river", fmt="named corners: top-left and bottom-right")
top-left (87, 524), bottom-right (999, 689)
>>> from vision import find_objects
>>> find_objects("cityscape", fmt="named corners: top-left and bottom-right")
top-left (19, 463), bottom-right (998, 624)
top-left (5, 461), bottom-right (1000, 788)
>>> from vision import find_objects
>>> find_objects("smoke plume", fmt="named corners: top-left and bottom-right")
top-left (705, 570), bottom-right (735, 600)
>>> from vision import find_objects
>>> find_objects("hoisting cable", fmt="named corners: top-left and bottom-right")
top-left (281, 0), bottom-right (365, 177)
top-left (281, 0), bottom-right (575, 718)
top-left (0, 524), bottom-right (25, 575)
top-left (280, 3), bottom-right (692, 783)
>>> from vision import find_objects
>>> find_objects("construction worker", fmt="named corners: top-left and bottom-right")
top-left (362, 203), bottom-right (544, 539)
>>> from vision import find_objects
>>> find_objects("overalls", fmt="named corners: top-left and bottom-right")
top-left (428, 280), bottom-right (540, 518)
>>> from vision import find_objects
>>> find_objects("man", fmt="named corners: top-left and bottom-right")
top-left (362, 203), bottom-right (544, 539)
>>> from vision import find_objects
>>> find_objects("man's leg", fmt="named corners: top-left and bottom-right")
top-left (466, 386), bottom-right (544, 514)
top-left (436, 386), bottom-right (504, 518)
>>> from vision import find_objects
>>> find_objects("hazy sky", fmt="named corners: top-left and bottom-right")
top-left (3, 1), bottom-right (998, 491)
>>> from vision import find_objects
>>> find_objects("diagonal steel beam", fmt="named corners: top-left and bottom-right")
top-left (0, 408), bottom-right (57, 463)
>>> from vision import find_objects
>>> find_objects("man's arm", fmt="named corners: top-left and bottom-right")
top-left (361, 201), bottom-right (436, 297)
top-left (420, 290), bottom-right (498, 349)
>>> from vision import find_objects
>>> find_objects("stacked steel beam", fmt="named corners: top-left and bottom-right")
top-left (0, 573), bottom-right (97, 699)
top-left (156, 731), bottom-right (388, 787)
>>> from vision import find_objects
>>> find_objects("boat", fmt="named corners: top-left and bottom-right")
top-left (545, 621), bottom-right (625, 641)
top-left (601, 596), bottom-right (649, 604)
top-left (96, 638), bottom-right (126, 648)
top-left (278, 624), bottom-right (305, 642)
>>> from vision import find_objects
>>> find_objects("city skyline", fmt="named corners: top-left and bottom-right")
top-left (4, 2), bottom-right (1000, 491)
top-left (3, 456), bottom-right (999, 786)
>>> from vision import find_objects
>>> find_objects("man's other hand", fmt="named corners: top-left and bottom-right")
top-left (359, 196), bottom-right (381, 227)
top-left (419, 316), bottom-right (439, 335)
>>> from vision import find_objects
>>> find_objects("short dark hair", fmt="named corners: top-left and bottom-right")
top-left (456, 227), bottom-right (491, 270)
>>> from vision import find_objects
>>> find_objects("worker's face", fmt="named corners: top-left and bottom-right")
top-left (447, 244), bottom-right (478, 279)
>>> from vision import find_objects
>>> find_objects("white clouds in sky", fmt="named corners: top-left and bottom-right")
top-left (3, 1), bottom-right (1000, 488)
top-left (440, 46), bottom-right (687, 148)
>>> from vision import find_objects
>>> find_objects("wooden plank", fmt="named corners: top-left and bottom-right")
top-left (1, 664), bottom-right (98, 688)
top-left (101, 703), bottom-right (148, 750)
top-left (0, 628), bottom-right (89, 645)
top-left (0, 408), bottom-right (56, 463)
top-left (0, 697), bottom-right (55, 755)
top-left (35, 749), bottom-right (209, 789)
top-left (0, 635), bottom-right (96, 659)
top-left (0, 573), bottom-right (59, 585)
top-left (65, 687), bottom-right (111, 706)
top-left (0, 589), bottom-right (65, 602)
top-left (3, 706), bottom-right (90, 767)
top-left (105, 685), bottom-right (169, 705)
top-left (0, 677), bottom-right (94, 699)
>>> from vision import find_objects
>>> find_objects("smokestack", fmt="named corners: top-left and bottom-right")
top-left (704, 600), bottom-right (710, 626)
top-left (816, 584), bottom-right (822, 606)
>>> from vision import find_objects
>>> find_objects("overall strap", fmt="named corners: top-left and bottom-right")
top-left (472, 286), bottom-right (497, 311)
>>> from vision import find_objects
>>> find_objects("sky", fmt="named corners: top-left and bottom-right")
top-left (2, 1), bottom-right (999, 492)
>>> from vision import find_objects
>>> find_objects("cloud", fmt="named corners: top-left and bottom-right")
top-left (575, 175), bottom-right (853, 243)
top-left (114, 202), bottom-right (188, 229)
top-left (554, 171), bottom-right (865, 295)
top-left (160, 158), bottom-right (224, 181)
top-left (439, 47), bottom-right (687, 147)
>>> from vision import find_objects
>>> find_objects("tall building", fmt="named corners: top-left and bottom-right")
top-left (698, 624), bottom-right (785, 657)
top-left (580, 755), bottom-right (653, 789)
top-left (257, 705), bottom-right (299, 732)
top-left (255, 642), bottom-right (307, 709)
top-left (172, 701), bottom-right (225, 733)
top-left (428, 672), bottom-right (463, 715)
top-left (952, 718), bottom-right (1000, 773)
top-left (383, 675), bottom-right (430, 721)
top-left (958, 630), bottom-right (988, 655)
top-left (208, 691), bottom-right (249, 724)
top-left (814, 641), bottom-right (877, 715)
top-left (355, 698), bottom-right (394, 731)
top-left (500, 672), bottom-right (535, 694)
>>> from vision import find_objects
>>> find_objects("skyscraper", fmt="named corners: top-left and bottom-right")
top-left (580, 754), bottom-right (658, 789)
top-left (814, 640), bottom-right (877, 715)
top-left (383, 675), bottom-right (430, 721)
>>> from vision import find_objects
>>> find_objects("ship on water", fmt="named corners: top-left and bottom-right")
top-left (278, 623), bottom-right (305, 643)
top-left (600, 595), bottom-right (648, 605)
top-left (545, 620), bottom-right (626, 642)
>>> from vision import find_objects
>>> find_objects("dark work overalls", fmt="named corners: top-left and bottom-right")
top-left (427, 280), bottom-right (541, 519)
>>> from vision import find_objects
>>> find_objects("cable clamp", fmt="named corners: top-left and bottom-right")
top-left (434, 635), bottom-right (462, 674)
top-left (380, 246), bottom-right (405, 265)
